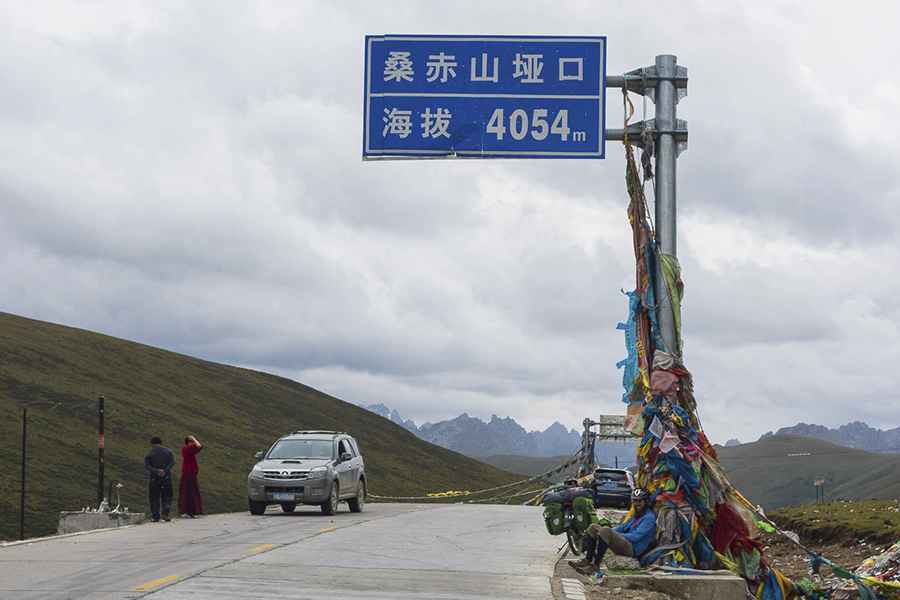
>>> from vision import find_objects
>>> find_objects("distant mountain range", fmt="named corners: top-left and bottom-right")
top-left (365, 403), bottom-right (419, 433)
top-left (364, 403), bottom-right (637, 466)
top-left (760, 421), bottom-right (900, 454)
top-left (365, 403), bottom-right (581, 456)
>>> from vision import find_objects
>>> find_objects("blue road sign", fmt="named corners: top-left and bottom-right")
top-left (363, 35), bottom-right (606, 159)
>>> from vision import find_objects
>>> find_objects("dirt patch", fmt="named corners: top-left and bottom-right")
top-left (760, 531), bottom-right (891, 582)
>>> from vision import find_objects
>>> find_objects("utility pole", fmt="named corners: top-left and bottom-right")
top-left (20, 407), bottom-right (27, 541)
top-left (607, 55), bottom-right (688, 356)
top-left (97, 395), bottom-right (105, 506)
top-left (653, 55), bottom-right (681, 355)
top-left (579, 418), bottom-right (593, 476)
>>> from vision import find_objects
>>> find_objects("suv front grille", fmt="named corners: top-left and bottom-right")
top-left (262, 470), bottom-right (309, 480)
top-left (265, 486), bottom-right (304, 494)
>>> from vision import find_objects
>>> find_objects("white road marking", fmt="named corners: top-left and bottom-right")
top-left (560, 577), bottom-right (586, 600)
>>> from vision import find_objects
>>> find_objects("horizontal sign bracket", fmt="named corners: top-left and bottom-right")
top-left (606, 118), bottom-right (688, 155)
top-left (607, 65), bottom-right (688, 104)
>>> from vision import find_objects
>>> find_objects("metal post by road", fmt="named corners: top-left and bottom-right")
top-left (579, 418), bottom-right (598, 476)
top-left (20, 407), bottom-right (27, 540)
top-left (654, 54), bottom-right (679, 356)
top-left (97, 395), bottom-right (105, 506)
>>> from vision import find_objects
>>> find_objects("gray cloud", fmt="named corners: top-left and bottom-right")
top-left (1, 1), bottom-right (899, 445)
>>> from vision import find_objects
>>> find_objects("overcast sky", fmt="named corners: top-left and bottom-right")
top-left (2, 1), bottom-right (899, 444)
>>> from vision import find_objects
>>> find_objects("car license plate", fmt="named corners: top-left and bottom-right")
top-left (273, 492), bottom-right (294, 501)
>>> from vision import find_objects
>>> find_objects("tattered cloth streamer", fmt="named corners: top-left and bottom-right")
top-left (616, 102), bottom-right (892, 599)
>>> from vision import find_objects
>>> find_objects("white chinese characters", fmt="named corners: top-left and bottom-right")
top-left (512, 53), bottom-right (544, 83)
top-left (559, 57), bottom-right (584, 81)
top-left (383, 49), bottom-right (587, 84)
top-left (425, 52), bottom-right (458, 83)
top-left (383, 51), bottom-right (414, 82)
top-left (382, 108), bottom-right (413, 138)
top-left (420, 108), bottom-right (452, 138)
top-left (470, 53), bottom-right (499, 83)
top-left (383, 107), bottom-right (453, 139)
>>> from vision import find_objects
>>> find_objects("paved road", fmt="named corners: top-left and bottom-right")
top-left (0, 503), bottom-right (559, 599)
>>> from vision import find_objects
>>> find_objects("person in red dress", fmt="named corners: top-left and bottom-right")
top-left (178, 435), bottom-right (204, 518)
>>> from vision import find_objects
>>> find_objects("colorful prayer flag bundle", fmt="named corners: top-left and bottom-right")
top-left (619, 132), bottom-right (809, 599)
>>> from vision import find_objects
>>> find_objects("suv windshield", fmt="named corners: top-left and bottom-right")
top-left (268, 439), bottom-right (333, 459)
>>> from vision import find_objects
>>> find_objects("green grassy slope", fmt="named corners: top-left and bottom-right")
top-left (0, 312), bottom-right (519, 540)
top-left (717, 435), bottom-right (900, 509)
top-left (770, 500), bottom-right (900, 545)
top-left (480, 454), bottom-right (577, 478)
top-left (478, 455), bottom-right (627, 486)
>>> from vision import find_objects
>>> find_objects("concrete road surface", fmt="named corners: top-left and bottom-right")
top-left (0, 503), bottom-right (559, 599)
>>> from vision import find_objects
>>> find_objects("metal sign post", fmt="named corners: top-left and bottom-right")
top-left (814, 478), bottom-right (825, 503)
top-left (97, 395), bottom-right (105, 506)
top-left (579, 415), bottom-right (642, 475)
top-left (20, 407), bottom-right (27, 541)
top-left (607, 56), bottom-right (688, 355)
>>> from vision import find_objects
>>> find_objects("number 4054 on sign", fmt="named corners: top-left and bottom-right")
top-left (363, 35), bottom-right (607, 159)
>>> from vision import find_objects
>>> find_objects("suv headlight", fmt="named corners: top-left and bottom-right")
top-left (308, 466), bottom-right (328, 479)
top-left (250, 465), bottom-right (264, 477)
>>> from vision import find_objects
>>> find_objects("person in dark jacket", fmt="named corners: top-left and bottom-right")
top-left (571, 487), bottom-right (657, 573)
top-left (145, 436), bottom-right (175, 522)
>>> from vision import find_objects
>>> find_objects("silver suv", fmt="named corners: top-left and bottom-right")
top-left (247, 431), bottom-right (366, 515)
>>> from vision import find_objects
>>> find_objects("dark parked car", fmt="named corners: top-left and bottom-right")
top-left (590, 467), bottom-right (635, 508)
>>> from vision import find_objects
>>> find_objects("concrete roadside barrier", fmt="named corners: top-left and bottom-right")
top-left (58, 511), bottom-right (147, 534)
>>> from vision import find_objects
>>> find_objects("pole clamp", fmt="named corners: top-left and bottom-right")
top-left (607, 65), bottom-right (689, 104)
top-left (606, 119), bottom-right (689, 156)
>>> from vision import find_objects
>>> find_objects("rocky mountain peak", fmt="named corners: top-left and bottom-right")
top-left (761, 421), bottom-right (900, 453)
top-left (363, 404), bottom-right (582, 458)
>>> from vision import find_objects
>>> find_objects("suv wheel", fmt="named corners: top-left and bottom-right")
top-left (248, 499), bottom-right (267, 515)
top-left (321, 482), bottom-right (339, 515)
top-left (348, 480), bottom-right (365, 513)
top-left (280, 502), bottom-right (296, 513)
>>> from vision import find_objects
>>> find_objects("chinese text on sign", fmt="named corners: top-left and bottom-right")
top-left (364, 35), bottom-right (607, 159)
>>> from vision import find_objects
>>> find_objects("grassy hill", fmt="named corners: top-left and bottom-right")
top-left (717, 434), bottom-right (900, 509)
top-left (770, 499), bottom-right (900, 546)
top-left (480, 454), bottom-right (579, 481)
top-left (0, 312), bottom-right (519, 540)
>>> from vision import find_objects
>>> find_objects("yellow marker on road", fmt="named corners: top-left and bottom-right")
top-left (131, 574), bottom-right (179, 592)
top-left (247, 543), bottom-right (275, 555)
top-left (318, 526), bottom-right (337, 533)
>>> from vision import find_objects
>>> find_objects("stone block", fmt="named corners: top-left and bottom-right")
top-left (57, 511), bottom-right (147, 535)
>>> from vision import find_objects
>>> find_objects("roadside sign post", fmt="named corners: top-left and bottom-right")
top-left (814, 478), bottom-right (826, 503)
top-left (364, 36), bottom-right (687, 357)
top-left (98, 395), bottom-right (105, 507)
top-left (20, 407), bottom-right (27, 540)
top-left (579, 415), bottom-right (641, 475)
